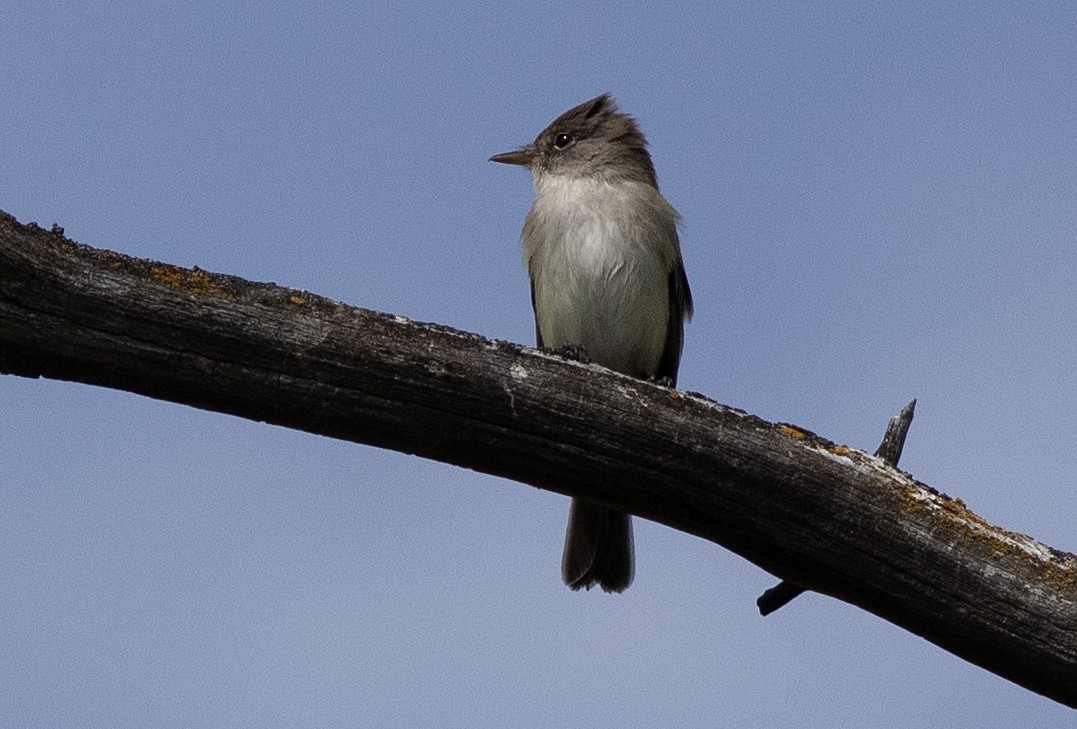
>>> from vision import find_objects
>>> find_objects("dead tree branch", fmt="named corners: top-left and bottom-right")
top-left (2, 210), bottom-right (1076, 707)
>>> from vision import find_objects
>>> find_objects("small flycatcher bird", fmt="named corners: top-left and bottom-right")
top-left (490, 93), bottom-right (693, 593)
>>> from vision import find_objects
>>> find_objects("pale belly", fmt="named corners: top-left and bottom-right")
top-left (532, 232), bottom-right (669, 379)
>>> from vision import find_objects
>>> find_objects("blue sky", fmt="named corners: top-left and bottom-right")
top-left (3, 2), bottom-right (1076, 726)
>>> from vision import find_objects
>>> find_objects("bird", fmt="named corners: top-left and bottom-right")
top-left (490, 93), bottom-right (692, 592)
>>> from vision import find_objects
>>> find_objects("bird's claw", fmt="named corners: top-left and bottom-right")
top-left (547, 343), bottom-right (591, 364)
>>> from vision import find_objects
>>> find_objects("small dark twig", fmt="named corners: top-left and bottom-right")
top-left (757, 400), bottom-right (917, 616)
top-left (874, 399), bottom-right (916, 465)
top-left (756, 580), bottom-right (806, 617)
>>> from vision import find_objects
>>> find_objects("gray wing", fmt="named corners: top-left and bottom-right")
top-left (655, 260), bottom-right (693, 386)
top-left (530, 278), bottom-right (544, 348)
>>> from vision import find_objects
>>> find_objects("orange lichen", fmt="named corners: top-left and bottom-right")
top-left (150, 265), bottom-right (234, 300)
top-left (778, 425), bottom-right (806, 440)
top-left (895, 480), bottom-right (1077, 594)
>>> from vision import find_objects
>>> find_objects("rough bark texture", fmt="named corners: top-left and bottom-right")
top-left (758, 399), bottom-right (918, 615)
top-left (2, 210), bottom-right (1076, 707)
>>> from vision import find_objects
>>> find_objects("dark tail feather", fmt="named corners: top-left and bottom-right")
top-left (561, 498), bottom-right (634, 593)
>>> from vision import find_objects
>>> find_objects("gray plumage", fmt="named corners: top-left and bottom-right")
top-left (491, 94), bottom-right (692, 592)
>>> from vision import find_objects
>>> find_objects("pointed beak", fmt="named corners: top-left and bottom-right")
top-left (489, 147), bottom-right (535, 166)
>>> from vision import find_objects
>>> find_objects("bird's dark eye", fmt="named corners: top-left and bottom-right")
top-left (553, 133), bottom-right (573, 149)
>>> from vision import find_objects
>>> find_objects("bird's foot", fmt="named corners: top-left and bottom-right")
top-left (546, 343), bottom-right (591, 364)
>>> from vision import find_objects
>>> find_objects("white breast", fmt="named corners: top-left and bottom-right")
top-left (522, 175), bottom-right (679, 378)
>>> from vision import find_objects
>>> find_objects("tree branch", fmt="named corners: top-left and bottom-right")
top-left (2, 210), bottom-right (1076, 707)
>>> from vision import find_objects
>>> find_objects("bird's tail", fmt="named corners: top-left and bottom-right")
top-left (561, 498), bottom-right (634, 593)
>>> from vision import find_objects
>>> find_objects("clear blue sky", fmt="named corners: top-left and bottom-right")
top-left (3, 2), bottom-right (1076, 726)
